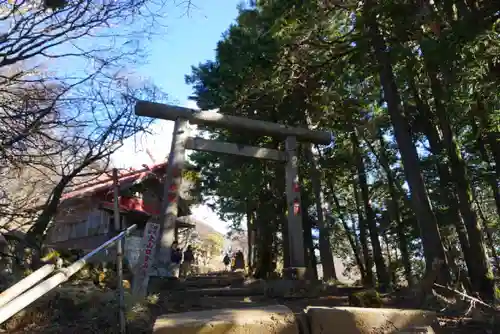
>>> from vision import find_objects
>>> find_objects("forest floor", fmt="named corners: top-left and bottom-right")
top-left (2, 272), bottom-right (499, 333)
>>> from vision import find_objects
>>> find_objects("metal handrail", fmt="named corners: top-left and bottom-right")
top-left (0, 224), bottom-right (137, 326)
top-left (0, 263), bottom-right (57, 308)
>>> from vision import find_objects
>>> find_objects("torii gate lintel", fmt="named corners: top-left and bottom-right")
top-left (135, 101), bottom-right (331, 145)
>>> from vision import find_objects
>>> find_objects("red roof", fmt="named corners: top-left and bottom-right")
top-left (100, 197), bottom-right (161, 216)
top-left (61, 162), bottom-right (167, 202)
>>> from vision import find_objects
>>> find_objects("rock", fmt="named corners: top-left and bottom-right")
top-left (122, 280), bottom-right (131, 289)
top-left (153, 305), bottom-right (299, 334)
top-left (305, 306), bottom-right (439, 334)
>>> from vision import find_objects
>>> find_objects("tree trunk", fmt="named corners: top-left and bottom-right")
top-left (383, 233), bottom-right (397, 285)
top-left (304, 145), bottom-right (336, 281)
top-left (480, 218), bottom-right (500, 276)
top-left (254, 215), bottom-right (273, 279)
top-left (377, 133), bottom-right (413, 286)
top-left (351, 128), bottom-right (390, 289)
top-left (274, 197), bottom-right (287, 275)
top-left (423, 53), bottom-right (494, 299)
top-left (303, 213), bottom-right (318, 280)
top-left (473, 195), bottom-right (500, 274)
top-left (471, 111), bottom-right (500, 218)
top-left (281, 207), bottom-right (291, 269)
top-left (352, 181), bottom-right (374, 286)
top-left (246, 203), bottom-right (254, 273)
top-left (329, 189), bottom-right (366, 280)
top-left (406, 71), bottom-right (476, 287)
top-left (26, 177), bottom-right (70, 246)
top-left (317, 147), bottom-right (362, 278)
top-left (363, 1), bottom-right (450, 284)
top-left (475, 98), bottom-right (500, 180)
top-left (23, 176), bottom-right (72, 270)
top-left (254, 190), bottom-right (274, 279)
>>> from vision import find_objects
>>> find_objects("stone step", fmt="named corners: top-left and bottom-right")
top-left (185, 271), bottom-right (245, 280)
top-left (148, 276), bottom-right (244, 294)
top-left (305, 306), bottom-right (438, 334)
top-left (182, 277), bottom-right (245, 288)
top-left (153, 305), bottom-right (299, 334)
top-left (171, 280), bottom-right (359, 298)
top-left (396, 327), bottom-right (435, 333)
top-left (153, 304), bottom-right (439, 334)
top-left (159, 296), bottom-right (277, 314)
top-left (170, 286), bottom-right (265, 297)
top-left (335, 286), bottom-right (366, 295)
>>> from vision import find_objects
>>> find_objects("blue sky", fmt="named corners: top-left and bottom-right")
top-left (141, 0), bottom-right (240, 106)
top-left (113, 0), bottom-right (241, 234)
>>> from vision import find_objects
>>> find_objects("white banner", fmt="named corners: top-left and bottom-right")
top-left (132, 222), bottom-right (160, 298)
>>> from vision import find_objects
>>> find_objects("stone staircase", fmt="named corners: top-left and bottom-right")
top-left (147, 272), bottom-right (440, 334)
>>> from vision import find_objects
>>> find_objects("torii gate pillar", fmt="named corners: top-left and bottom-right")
top-left (284, 136), bottom-right (306, 272)
top-left (155, 118), bottom-right (188, 275)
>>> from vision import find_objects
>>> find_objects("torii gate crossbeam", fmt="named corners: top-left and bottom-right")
top-left (135, 101), bottom-right (331, 144)
top-left (133, 101), bottom-right (331, 296)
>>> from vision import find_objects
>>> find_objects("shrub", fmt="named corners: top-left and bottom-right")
top-left (348, 289), bottom-right (383, 308)
top-left (2, 284), bottom-right (155, 333)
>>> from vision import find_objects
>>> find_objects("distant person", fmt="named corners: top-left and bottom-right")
top-left (170, 241), bottom-right (182, 277)
top-left (231, 253), bottom-right (236, 271)
top-left (234, 250), bottom-right (245, 271)
top-left (223, 253), bottom-right (231, 271)
top-left (182, 245), bottom-right (195, 277)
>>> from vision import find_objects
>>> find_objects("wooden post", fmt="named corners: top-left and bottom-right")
top-left (112, 169), bottom-right (126, 333)
top-left (284, 136), bottom-right (306, 277)
top-left (154, 118), bottom-right (188, 277)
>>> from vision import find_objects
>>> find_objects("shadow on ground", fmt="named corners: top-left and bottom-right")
top-left (4, 273), bottom-right (494, 334)
top-left (2, 283), bottom-right (156, 334)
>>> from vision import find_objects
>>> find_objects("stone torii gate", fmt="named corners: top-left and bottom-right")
top-left (133, 101), bottom-right (331, 296)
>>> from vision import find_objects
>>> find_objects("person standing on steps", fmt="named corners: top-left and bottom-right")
top-left (182, 245), bottom-right (194, 277)
top-left (231, 252), bottom-right (236, 271)
top-left (234, 249), bottom-right (245, 271)
top-left (223, 253), bottom-right (231, 271)
top-left (170, 241), bottom-right (182, 278)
